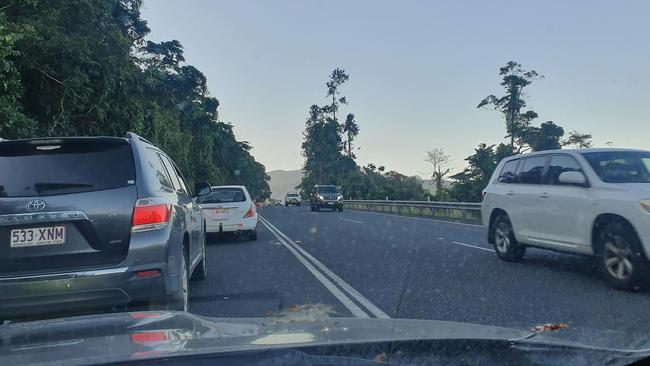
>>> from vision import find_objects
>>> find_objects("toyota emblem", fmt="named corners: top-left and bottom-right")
top-left (26, 199), bottom-right (47, 212)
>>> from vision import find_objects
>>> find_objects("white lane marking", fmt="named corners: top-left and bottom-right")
top-left (341, 218), bottom-right (364, 224)
top-left (346, 209), bottom-right (484, 228)
top-left (257, 217), bottom-right (370, 318)
top-left (260, 216), bottom-right (390, 319)
top-left (450, 241), bottom-right (494, 252)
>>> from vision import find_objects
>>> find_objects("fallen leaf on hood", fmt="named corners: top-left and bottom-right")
top-left (532, 323), bottom-right (569, 332)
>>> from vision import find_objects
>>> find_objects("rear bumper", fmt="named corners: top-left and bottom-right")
top-left (0, 227), bottom-right (184, 320)
top-left (0, 265), bottom-right (168, 319)
top-left (206, 216), bottom-right (257, 233)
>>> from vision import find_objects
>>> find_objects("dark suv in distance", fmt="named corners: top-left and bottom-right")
top-left (310, 185), bottom-right (344, 212)
top-left (0, 132), bottom-right (210, 320)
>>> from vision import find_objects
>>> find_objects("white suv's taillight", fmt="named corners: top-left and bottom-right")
top-left (132, 198), bottom-right (171, 232)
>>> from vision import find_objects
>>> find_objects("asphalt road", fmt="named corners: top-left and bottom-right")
top-left (190, 205), bottom-right (650, 338)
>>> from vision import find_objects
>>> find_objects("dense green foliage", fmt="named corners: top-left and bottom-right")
top-left (449, 61), bottom-right (593, 202)
top-left (299, 69), bottom-right (426, 200)
top-left (0, 0), bottom-right (269, 199)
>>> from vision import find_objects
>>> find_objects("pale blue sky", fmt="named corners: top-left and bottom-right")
top-left (141, 0), bottom-right (650, 176)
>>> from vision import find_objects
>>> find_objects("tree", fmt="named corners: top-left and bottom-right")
top-left (563, 130), bottom-right (593, 148)
top-left (424, 148), bottom-right (451, 200)
top-left (524, 121), bottom-right (565, 151)
top-left (342, 113), bottom-right (359, 158)
top-left (449, 143), bottom-right (513, 202)
top-left (478, 61), bottom-right (542, 151)
top-left (1, 0), bottom-right (270, 199)
top-left (324, 68), bottom-right (349, 122)
top-left (299, 104), bottom-right (344, 194)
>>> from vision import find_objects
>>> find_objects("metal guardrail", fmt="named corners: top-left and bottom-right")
top-left (343, 200), bottom-right (482, 223)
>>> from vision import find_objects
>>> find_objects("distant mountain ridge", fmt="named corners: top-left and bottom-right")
top-left (268, 169), bottom-right (302, 200)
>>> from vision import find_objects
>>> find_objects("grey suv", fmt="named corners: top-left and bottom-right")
top-left (0, 132), bottom-right (210, 320)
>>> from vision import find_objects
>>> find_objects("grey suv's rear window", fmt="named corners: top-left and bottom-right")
top-left (0, 140), bottom-right (135, 197)
top-left (197, 188), bottom-right (246, 203)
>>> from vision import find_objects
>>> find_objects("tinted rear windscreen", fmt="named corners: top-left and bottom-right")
top-left (197, 188), bottom-right (246, 203)
top-left (0, 140), bottom-right (136, 197)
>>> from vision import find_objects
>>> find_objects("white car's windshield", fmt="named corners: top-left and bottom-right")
top-left (582, 151), bottom-right (650, 183)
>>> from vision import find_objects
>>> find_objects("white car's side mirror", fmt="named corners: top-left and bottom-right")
top-left (558, 171), bottom-right (587, 186)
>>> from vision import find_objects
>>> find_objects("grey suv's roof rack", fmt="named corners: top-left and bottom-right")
top-left (126, 132), bottom-right (153, 145)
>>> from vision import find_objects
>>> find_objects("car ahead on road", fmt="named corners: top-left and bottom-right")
top-left (310, 185), bottom-right (344, 212)
top-left (482, 148), bottom-right (650, 290)
top-left (285, 192), bottom-right (301, 206)
top-left (0, 132), bottom-right (211, 320)
top-left (197, 185), bottom-right (258, 241)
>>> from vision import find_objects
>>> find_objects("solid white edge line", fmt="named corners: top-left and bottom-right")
top-left (346, 209), bottom-right (485, 228)
top-left (258, 217), bottom-right (371, 318)
top-left (450, 241), bottom-right (494, 252)
top-left (260, 216), bottom-right (391, 319)
top-left (341, 218), bottom-right (364, 224)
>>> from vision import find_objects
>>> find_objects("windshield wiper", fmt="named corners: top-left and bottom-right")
top-left (34, 182), bottom-right (94, 193)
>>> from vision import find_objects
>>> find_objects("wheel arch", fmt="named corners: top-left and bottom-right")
top-left (487, 208), bottom-right (508, 244)
top-left (591, 213), bottom-right (642, 256)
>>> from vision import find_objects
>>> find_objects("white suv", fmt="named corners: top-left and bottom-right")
top-left (482, 148), bottom-right (650, 290)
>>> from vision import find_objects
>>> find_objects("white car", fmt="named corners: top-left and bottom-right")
top-left (197, 185), bottom-right (257, 240)
top-left (482, 148), bottom-right (650, 290)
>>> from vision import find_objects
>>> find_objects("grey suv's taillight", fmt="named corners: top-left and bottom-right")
top-left (132, 198), bottom-right (171, 232)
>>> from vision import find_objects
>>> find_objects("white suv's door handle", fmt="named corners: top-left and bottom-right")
top-left (506, 191), bottom-right (515, 196)
top-left (539, 192), bottom-right (549, 199)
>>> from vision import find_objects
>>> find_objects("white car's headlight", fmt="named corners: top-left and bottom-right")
top-left (640, 199), bottom-right (650, 212)
top-left (318, 195), bottom-right (324, 200)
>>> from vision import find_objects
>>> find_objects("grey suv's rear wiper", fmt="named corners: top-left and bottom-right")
top-left (34, 182), bottom-right (94, 193)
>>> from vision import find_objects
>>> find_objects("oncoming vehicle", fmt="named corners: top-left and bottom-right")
top-left (197, 186), bottom-right (258, 241)
top-left (482, 148), bottom-right (650, 290)
top-left (0, 132), bottom-right (210, 320)
top-left (310, 185), bottom-right (344, 212)
top-left (285, 192), bottom-right (301, 206)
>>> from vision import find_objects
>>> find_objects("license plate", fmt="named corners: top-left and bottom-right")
top-left (212, 209), bottom-right (230, 220)
top-left (10, 226), bottom-right (66, 248)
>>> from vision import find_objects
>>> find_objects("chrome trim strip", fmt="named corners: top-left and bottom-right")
top-left (0, 211), bottom-right (89, 227)
top-left (0, 267), bottom-right (129, 282)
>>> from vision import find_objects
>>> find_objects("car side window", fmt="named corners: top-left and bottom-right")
top-left (544, 155), bottom-right (584, 185)
top-left (171, 162), bottom-right (192, 196)
top-left (145, 148), bottom-right (173, 191)
top-left (158, 154), bottom-right (183, 193)
top-left (518, 156), bottom-right (547, 185)
top-left (498, 159), bottom-right (520, 183)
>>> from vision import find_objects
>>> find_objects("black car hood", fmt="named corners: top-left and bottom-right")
top-left (0, 311), bottom-right (648, 366)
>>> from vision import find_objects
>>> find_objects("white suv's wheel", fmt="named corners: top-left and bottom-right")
top-left (492, 214), bottom-right (525, 262)
top-left (597, 220), bottom-right (647, 291)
